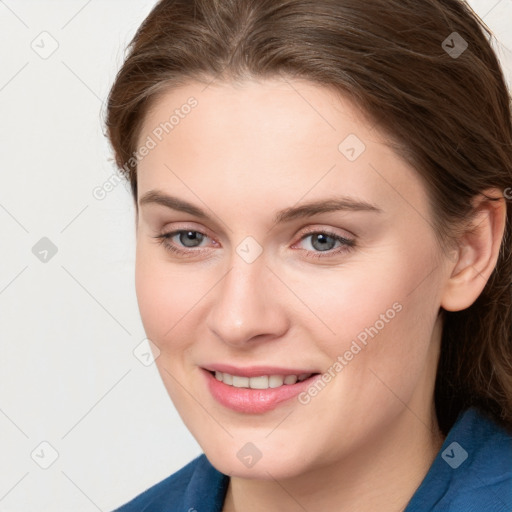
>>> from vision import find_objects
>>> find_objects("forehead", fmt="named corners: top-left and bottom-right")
top-left (136, 79), bottom-right (430, 221)
top-left (139, 78), bottom-right (374, 156)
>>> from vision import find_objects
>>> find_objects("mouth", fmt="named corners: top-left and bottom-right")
top-left (201, 367), bottom-right (322, 414)
top-left (207, 370), bottom-right (319, 390)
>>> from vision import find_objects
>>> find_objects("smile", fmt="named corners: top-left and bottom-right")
top-left (202, 368), bottom-right (321, 414)
top-left (213, 371), bottom-right (313, 389)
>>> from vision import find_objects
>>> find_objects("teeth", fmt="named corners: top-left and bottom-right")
top-left (284, 375), bottom-right (298, 385)
top-left (269, 375), bottom-right (284, 388)
top-left (249, 375), bottom-right (268, 389)
top-left (232, 375), bottom-right (250, 388)
top-left (213, 371), bottom-right (313, 389)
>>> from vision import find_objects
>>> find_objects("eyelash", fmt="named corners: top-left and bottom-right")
top-left (153, 228), bottom-right (356, 260)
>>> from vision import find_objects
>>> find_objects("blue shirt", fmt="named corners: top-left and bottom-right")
top-left (113, 407), bottom-right (512, 511)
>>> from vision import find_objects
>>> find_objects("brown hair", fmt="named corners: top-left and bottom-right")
top-left (105, 0), bottom-right (512, 434)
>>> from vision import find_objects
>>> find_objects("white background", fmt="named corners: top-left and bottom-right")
top-left (0, 1), bottom-right (511, 510)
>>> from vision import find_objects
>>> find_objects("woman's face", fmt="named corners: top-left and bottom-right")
top-left (135, 78), bottom-right (452, 479)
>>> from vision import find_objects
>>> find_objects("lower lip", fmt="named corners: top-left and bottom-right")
top-left (203, 369), bottom-right (321, 414)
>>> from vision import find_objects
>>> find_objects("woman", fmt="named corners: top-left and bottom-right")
top-left (107, 0), bottom-right (512, 510)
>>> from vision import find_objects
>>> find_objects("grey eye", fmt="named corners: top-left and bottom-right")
top-left (309, 233), bottom-right (338, 251)
top-left (178, 231), bottom-right (205, 247)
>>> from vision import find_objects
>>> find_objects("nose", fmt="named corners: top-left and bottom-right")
top-left (206, 256), bottom-right (290, 348)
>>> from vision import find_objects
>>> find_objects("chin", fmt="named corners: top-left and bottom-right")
top-left (202, 439), bottom-right (316, 481)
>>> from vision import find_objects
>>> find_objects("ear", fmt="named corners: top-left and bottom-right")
top-left (440, 188), bottom-right (507, 312)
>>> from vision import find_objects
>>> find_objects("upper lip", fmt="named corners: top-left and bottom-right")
top-left (202, 364), bottom-right (319, 377)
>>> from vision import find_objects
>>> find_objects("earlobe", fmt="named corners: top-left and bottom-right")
top-left (440, 189), bottom-right (507, 312)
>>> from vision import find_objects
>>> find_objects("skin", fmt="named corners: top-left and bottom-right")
top-left (133, 78), bottom-right (506, 511)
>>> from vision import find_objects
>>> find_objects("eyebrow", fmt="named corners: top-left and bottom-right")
top-left (139, 190), bottom-right (382, 224)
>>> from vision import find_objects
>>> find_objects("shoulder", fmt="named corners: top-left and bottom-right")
top-left (446, 408), bottom-right (512, 510)
top-left (113, 453), bottom-right (229, 512)
top-left (405, 407), bottom-right (512, 512)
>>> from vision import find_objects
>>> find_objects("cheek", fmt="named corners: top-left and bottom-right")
top-left (285, 258), bottom-right (419, 351)
top-left (134, 244), bottom-right (201, 349)
top-left (287, 243), bottom-right (441, 389)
